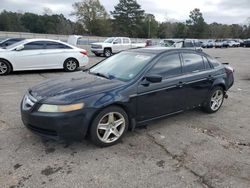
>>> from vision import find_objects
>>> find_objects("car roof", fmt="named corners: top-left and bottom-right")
top-left (23, 38), bottom-right (62, 43)
top-left (128, 47), bottom-right (203, 55)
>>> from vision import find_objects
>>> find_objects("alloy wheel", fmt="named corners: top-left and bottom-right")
top-left (97, 112), bottom-right (126, 143)
top-left (66, 60), bottom-right (77, 71)
top-left (210, 90), bottom-right (224, 111)
top-left (0, 62), bottom-right (8, 75)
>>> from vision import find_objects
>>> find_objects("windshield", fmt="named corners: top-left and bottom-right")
top-left (89, 52), bottom-right (155, 81)
top-left (5, 40), bottom-right (25, 50)
top-left (104, 38), bottom-right (115, 43)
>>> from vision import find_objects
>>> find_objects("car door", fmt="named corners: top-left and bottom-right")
top-left (136, 53), bottom-right (186, 121)
top-left (13, 41), bottom-right (46, 70)
top-left (42, 41), bottom-right (72, 68)
top-left (180, 52), bottom-right (214, 108)
top-left (122, 38), bottom-right (131, 50)
top-left (112, 38), bottom-right (123, 53)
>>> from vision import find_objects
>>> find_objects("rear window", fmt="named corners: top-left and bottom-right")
top-left (46, 41), bottom-right (71, 49)
top-left (207, 56), bottom-right (221, 68)
top-left (182, 53), bottom-right (205, 73)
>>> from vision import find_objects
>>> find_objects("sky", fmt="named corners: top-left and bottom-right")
top-left (0, 0), bottom-right (250, 24)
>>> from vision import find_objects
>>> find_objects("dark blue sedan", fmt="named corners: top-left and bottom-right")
top-left (21, 48), bottom-right (234, 147)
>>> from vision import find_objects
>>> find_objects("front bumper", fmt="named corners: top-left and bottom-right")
top-left (21, 103), bottom-right (95, 140)
top-left (91, 48), bottom-right (104, 54)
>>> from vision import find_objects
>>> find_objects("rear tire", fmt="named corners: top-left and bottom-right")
top-left (63, 58), bottom-right (79, 72)
top-left (202, 86), bottom-right (224, 113)
top-left (0, 60), bottom-right (11, 75)
top-left (90, 106), bottom-right (129, 147)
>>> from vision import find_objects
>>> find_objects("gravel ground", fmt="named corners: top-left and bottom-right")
top-left (0, 48), bottom-right (250, 188)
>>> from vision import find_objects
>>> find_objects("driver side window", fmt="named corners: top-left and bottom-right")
top-left (23, 41), bottom-right (46, 50)
top-left (149, 53), bottom-right (182, 79)
top-left (114, 38), bottom-right (122, 44)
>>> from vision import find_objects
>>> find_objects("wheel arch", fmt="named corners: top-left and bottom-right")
top-left (104, 47), bottom-right (112, 53)
top-left (64, 57), bottom-right (79, 67)
top-left (211, 78), bottom-right (226, 91)
top-left (87, 102), bottom-right (134, 135)
top-left (0, 58), bottom-right (13, 71)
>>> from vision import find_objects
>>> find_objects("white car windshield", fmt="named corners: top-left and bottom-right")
top-left (104, 38), bottom-right (115, 43)
top-left (89, 51), bottom-right (155, 81)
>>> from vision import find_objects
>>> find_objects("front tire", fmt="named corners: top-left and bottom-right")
top-left (63, 58), bottom-right (79, 72)
top-left (90, 106), bottom-right (129, 147)
top-left (104, 48), bottom-right (112, 57)
top-left (0, 60), bottom-right (11, 75)
top-left (203, 87), bottom-right (224, 113)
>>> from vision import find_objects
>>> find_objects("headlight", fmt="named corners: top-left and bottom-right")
top-left (38, 103), bottom-right (84, 113)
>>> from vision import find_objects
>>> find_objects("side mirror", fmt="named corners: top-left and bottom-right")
top-left (145, 75), bottom-right (162, 83)
top-left (113, 41), bottom-right (118, 44)
top-left (15, 45), bottom-right (24, 51)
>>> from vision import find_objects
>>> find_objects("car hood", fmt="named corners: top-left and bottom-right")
top-left (30, 72), bottom-right (125, 104)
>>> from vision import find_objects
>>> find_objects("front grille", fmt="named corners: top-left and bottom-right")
top-left (22, 93), bottom-right (37, 111)
top-left (27, 124), bottom-right (58, 136)
top-left (91, 45), bottom-right (102, 49)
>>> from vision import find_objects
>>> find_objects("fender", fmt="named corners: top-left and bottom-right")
top-left (211, 77), bottom-right (226, 90)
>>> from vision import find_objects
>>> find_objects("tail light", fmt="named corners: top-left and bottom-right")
top-left (80, 50), bottom-right (88, 56)
top-left (225, 66), bottom-right (234, 74)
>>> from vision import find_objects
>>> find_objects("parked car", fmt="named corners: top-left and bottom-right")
top-left (0, 38), bottom-right (25, 48)
top-left (173, 39), bottom-right (203, 51)
top-left (21, 48), bottom-right (234, 147)
top-left (234, 39), bottom-right (245, 47)
top-left (214, 40), bottom-right (229, 48)
top-left (145, 39), bottom-right (153, 47)
top-left (227, 40), bottom-right (240, 47)
top-left (201, 40), bottom-right (214, 48)
top-left (91, 37), bottom-right (146, 57)
top-left (159, 39), bottom-right (177, 47)
top-left (244, 39), bottom-right (250, 47)
top-left (0, 39), bottom-right (88, 75)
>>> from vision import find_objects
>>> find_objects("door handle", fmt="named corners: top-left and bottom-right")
top-left (207, 75), bottom-right (214, 81)
top-left (177, 81), bottom-right (185, 88)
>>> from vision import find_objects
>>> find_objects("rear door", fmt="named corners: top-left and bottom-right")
top-left (137, 53), bottom-right (186, 121)
top-left (122, 38), bottom-right (131, 50)
top-left (112, 38), bottom-right (123, 53)
top-left (42, 41), bottom-right (72, 68)
top-left (180, 52), bottom-right (214, 108)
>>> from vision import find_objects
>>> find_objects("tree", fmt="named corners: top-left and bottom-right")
top-left (72, 0), bottom-right (111, 36)
top-left (111, 0), bottom-right (145, 37)
top-left (186, 8), bottom-right (206, 38)
top-left (139, 14), bottom-right (158, 38)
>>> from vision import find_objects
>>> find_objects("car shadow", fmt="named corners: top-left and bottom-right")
top-left (8, 68), bottom-right (85, 76)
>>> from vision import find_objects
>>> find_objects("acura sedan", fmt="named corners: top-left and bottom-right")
top-left (0, 39), bottom-right (88, 75)
top-left (21, 48), bottom-right (234, 147)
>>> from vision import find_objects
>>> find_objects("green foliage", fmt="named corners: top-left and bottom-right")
top-left (186, 8), bottom-right (207, 38)
top-left (111, 0), bottom-right (145, 37)
top-left (72, 0), bottom-right (111, 36)
top-left (0, 10), bottom-right (79, 35)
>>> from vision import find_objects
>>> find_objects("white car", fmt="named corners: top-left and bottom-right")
top-left (227, 40), bottom-right (240, 47)
top-left (0, 39), bottom-right (89, 75)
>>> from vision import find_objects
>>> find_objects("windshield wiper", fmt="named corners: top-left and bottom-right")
top-left (89, 72), bottom-right (111, 79)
